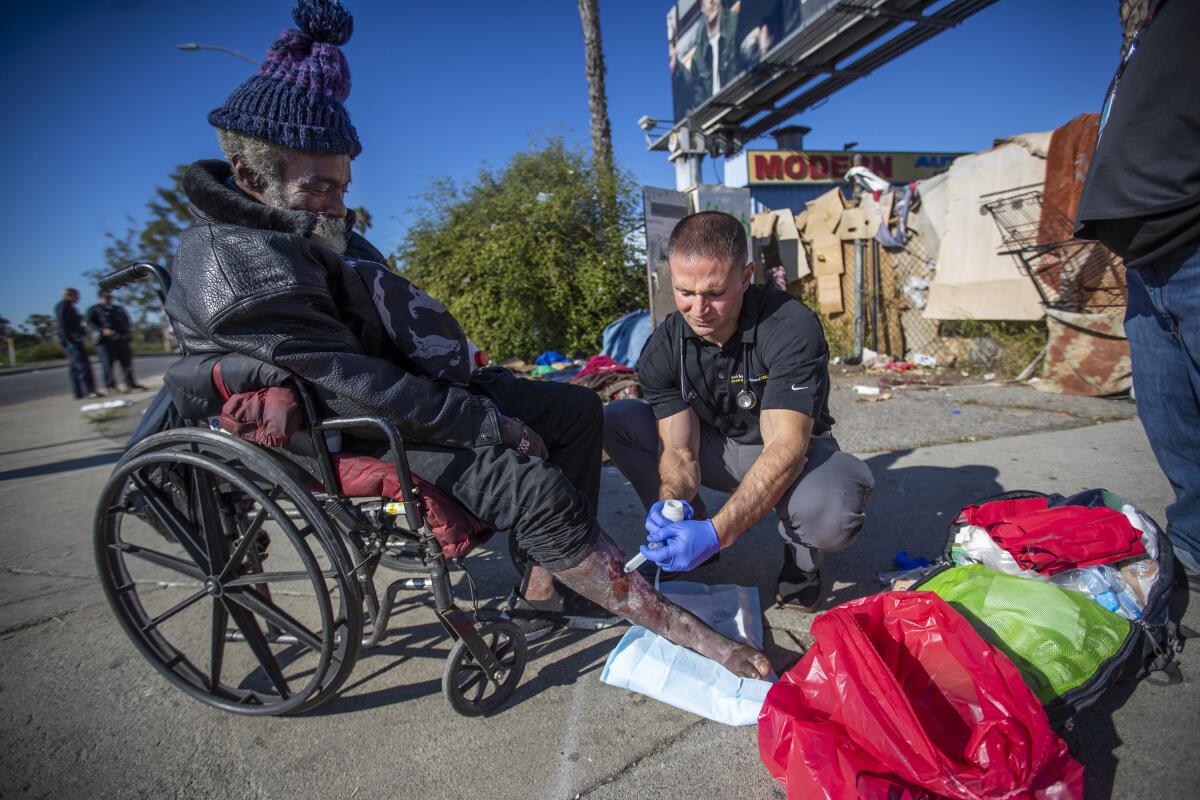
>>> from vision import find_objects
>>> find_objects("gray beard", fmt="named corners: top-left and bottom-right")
top-left (263, 184), bottom-right (348, 255)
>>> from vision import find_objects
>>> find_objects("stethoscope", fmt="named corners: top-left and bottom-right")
top-left (679, 336), bottom-right (758, 411)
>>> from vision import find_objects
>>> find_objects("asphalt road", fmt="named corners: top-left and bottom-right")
top-left (0, 353), bottom-right (175, 406)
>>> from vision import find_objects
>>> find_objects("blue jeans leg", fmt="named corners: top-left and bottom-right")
top-left (1125, 242), bottom-right (1200, 575)
top-left (65, 345), bottom-right (96, 398)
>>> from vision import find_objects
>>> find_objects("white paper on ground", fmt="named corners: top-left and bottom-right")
top-left (599, 581), bottom-right (775, 727)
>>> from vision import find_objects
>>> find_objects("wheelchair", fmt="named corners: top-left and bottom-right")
top-left (94, 263), bottom-right (529, 717)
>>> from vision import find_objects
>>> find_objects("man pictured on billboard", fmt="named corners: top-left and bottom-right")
top-left (672, 1), bottom-right (786, 118)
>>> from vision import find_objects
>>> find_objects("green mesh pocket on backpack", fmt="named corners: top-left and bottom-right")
top-left (920, 564), bottom-right (1130, 703)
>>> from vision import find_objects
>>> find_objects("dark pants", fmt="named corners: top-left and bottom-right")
top-left (64, 343), bottom-right (97, 398)
top-left (98, 340), bottom-right (135, 390)
top-left (603, 398), bottom-right (874, 572)
top-left (396, 368), bottom-right (604, 572)
top-left (1125, 241), bottom-right (1200, 577)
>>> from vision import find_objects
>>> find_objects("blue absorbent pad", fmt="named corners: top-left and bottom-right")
top-left (600, 581), bottom-right (775, 727)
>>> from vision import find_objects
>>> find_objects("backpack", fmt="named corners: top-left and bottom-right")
top-left (911, 489), bottom-right (1183, 728)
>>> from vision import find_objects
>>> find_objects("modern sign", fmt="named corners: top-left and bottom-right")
top-left (746, 149), bottom-right (962, 185)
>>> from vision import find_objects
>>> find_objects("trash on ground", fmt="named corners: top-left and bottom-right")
top-left (81, 399), bottom-right (133, 413)
top-left (852, 384), bottom-right (881, 396)
top-left (910, 352), bottom-right (937, 368)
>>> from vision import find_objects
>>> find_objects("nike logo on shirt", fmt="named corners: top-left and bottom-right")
top-left (791, 384), bottom-right (807, 391)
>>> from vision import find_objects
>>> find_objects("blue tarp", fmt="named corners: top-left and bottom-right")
top-left (601, 310), bottom-right (652, 368)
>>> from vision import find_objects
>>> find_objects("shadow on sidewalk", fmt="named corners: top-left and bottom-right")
top-left (0, 451), bottom-right (122, 482)
top-left (822, 449), bottom-right (1006, 608)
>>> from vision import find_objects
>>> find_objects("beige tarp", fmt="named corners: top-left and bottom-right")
top-left (924, 133), bottom-right (1051, 321)
top-left (908, 171), bottom-right (949, 258)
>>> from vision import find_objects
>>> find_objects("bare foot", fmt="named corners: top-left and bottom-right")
top-left (720, 644), bottom-right (772, 679)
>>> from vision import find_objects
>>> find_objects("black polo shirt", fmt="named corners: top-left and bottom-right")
top-left (637, 285), bottom-right (834, 445)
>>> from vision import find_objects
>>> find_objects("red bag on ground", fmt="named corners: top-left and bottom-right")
top-left (758, 592), bottom-right (1083, 800)
top-left (962, 497), bottom-right (1144, 575)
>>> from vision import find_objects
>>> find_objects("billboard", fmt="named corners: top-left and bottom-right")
top-left (746, 150), bottom-right (962, 184)
top-left (668, 0), bottom-right (830, 122)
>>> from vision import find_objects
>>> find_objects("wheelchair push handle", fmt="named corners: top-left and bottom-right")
top-left (99, 262), bottom-right (172, 296)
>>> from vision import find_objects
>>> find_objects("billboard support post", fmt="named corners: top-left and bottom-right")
top-left (667, 125), bottom-right (705, 192)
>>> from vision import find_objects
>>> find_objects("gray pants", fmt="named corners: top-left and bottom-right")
top-left (603, 399), bottom-right (874, 572)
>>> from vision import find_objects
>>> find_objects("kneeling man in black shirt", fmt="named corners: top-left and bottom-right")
top-left (605, 212), bottom-right (874, 611)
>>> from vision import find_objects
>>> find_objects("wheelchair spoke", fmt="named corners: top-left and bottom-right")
top-left (216, 490), bottom-right (280, 583)
top-left (131, 471), bottom-right (209, 572)
top-left (223, 570), bottom-right (337, 587)
top-left (140, 588), bottom-right (208, 634)
top-left (225, 602), bottom-right (291, 699)
top-left (225, 587), bottom-right (324, 652)
top-left (458, 669), bottom-right (485, 697)
top-left (111, 541), bottom-right (205, 581)
top-left (193, 470), bottom-right (234, 575)
top-left (210, 599), bottom-right (228, 692)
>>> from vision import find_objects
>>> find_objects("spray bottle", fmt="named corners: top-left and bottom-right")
top-left (623, 499), bottom-right (686, 573)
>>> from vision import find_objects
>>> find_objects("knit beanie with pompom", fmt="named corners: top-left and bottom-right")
top-left (208, 0), bottom-right (361, 157)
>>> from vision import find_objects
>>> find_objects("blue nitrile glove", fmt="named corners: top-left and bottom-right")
top-left (640, 519), bottom-right (720, 572)
top-left (644, 499), bottom-right (695, 537)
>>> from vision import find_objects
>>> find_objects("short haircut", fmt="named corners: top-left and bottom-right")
top-left (63, 287), bottom-right (78, 299)
top-left (665, 211), bottom-right (747, 270)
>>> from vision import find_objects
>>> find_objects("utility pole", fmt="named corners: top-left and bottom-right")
top-left (577, 0), bottom-right (614, 179)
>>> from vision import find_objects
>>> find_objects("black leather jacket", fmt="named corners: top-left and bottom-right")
top-left (166, 160), bottom-right (502, 449)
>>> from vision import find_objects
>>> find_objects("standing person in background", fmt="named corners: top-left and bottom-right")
top-left (54, 288), bottom-right (100, 399)
top-left (1076, 0), bottom-right (1200, 591)
top-left (86, 289), bottom-right (146, 393)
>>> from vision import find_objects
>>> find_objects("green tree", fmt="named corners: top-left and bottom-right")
top-left (88, 164), bottom-right (194, 324)
top-left (24, 313), bottom-right (57, 341)
top-left (0, 316), bottom-right (11, 338)
top-left (394, 139), bottom-right (644, 359)
top-left (351, 205), bottom-right (372, 235)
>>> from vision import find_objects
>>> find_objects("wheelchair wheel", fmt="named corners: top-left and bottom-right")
top-left (95, 429), bottom-right (363, 716)
top-left (442, 619), bottom-right (527, 717)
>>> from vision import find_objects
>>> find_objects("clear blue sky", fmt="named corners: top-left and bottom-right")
top-left (0, 0), bottom-right (1121, 327)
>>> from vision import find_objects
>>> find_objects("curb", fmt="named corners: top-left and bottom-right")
top-left (0, 352), bottom-right (178, 378)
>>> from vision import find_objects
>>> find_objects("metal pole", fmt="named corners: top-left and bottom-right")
top-left (175, 43), bottom-right (260, 67)
top-left (6, 337), bottom-right (14, 367)
top-left (872, 239), bottom-right (882, 352)
top-left (853, 239), bottom-right (865, 361)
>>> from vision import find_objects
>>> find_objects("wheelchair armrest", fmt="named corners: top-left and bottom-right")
top-left (290, 382), bottom-right (424, 527)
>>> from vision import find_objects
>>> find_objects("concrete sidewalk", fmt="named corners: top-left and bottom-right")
top-left (0, 382), bottom-right (1195, 799)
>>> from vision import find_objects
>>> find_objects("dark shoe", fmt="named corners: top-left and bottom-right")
top-left (776, 546), bottom-right (823, 612)
top-left (503, 589), bottom-right (565, 643)
top-left (84, 392), bottom-right (103, 399)
top-left (129, 383), bottom-right (149, 391)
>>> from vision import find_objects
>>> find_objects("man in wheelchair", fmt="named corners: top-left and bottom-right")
top-left (162, 0), bottom-right (769, 680)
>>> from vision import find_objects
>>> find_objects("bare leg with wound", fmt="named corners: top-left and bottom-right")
top-left (551, 530), bottom-right (771, 679)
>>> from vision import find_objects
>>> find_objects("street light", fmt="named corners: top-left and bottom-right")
top-left (176, 42), bottom-right (260, 67)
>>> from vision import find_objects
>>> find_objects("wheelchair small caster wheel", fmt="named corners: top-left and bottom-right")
top-left (442, 619), bottom-right (527, 717)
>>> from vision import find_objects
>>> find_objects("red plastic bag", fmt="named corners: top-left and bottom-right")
top-left (962, 497), bottom-right (1144, 575)
top-left (758, 592), bottom-right (1083, 800)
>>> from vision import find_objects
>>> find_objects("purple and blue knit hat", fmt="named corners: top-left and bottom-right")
top-left (208, 0), bottom-right (361, 157)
